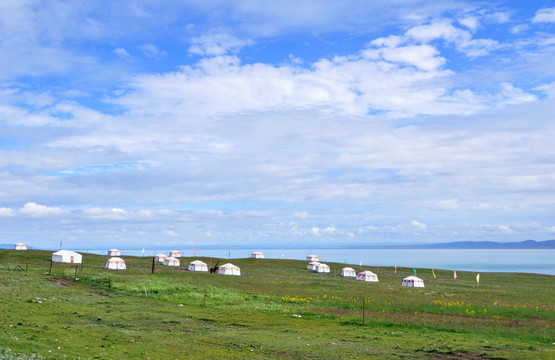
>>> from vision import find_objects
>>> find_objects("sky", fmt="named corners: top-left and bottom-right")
top-left (1, 0), bottom-right (555, 249)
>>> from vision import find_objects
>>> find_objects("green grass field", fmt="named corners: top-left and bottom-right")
top-left (0, 250), bottom-right (553, 359)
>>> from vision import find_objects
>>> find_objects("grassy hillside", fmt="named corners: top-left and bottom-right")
top-left (0, 250), bottom-right (553, 359)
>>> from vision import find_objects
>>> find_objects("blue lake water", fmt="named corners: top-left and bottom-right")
top-left (85, 248), bottom-right (555, 276)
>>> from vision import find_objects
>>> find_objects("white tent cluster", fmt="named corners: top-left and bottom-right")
top-left (402, 276), bottom-right (425, 288)
top-left (169, 251), bottom-right (182, 258)
top-left (251, 251), bottom-right (264, 259)
top-left (108, 248), bottom-right (121, 256)
top-left (105, 257), bottom-right (126, 270)
top-left (340, 267), bottom-right (356, 278)
top-left (52, 250), bottom-right (82, 264)
top-left (356, 271), bottom-right (379, 282)
top-left (163, 257), bottom-right (181, 267)
top-left (314, 263), bottom-right (330, 273)
top-left (307, 261), bottom-right (320, 270)
top-left (306, 255), bottom-right (319, 262)
top-left (154, 254), bottom-right (167, 263)
top-left (14, 243), bottom-right (27, 251)
top-left (188, 260), bottom-right (208, 272)
top-left (218, 263), bottom-right (241, 276)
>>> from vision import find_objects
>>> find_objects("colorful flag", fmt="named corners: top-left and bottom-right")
top-left (413, 268), bottom-right (417, 276)
top-left (193, 248), bottom-right (196, 256)
top-left (432, 269), bottom-right (436, 279)
top-left (453, 270), bottom-right (457, 280)
top-left (228, 250), bottom-right (231, 259)
top-left (394, 265), bottom-right (397, 274)
top-left (360, 259), bottom-right (362, 266)
top-left (59, 240), bottom-right (63, 249)
top-left (344, 256), bottom-right (347, 264)
top-left (476, 274), bottom-right (480, 283)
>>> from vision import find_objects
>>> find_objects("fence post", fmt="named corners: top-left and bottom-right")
top-left (204, 289), bottom-right (207, 307)
top-left (151, 257), bottom-right (156, 274)
top-left (362, 298), bottom-right (366, 326)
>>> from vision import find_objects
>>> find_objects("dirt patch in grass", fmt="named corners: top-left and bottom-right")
top-left (426, 351), bottom-right (491, 359)
top-left (48, 278), bottom-right (75, 286)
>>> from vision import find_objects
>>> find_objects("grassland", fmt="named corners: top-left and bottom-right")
top-left (0, 250), bottom-right (553, 359)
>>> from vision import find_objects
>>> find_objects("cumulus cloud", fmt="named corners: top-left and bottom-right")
top-left (533, 7), bottom-right (555, 23)
top-left (294, 211), bottom-right (309, 219)
top-left (0, 207), bottom-right (15, 216)
top-left (19, 202), bottom-right (68, 217)
top-left (189, 34), bottom-right (254, 56)
top-left (114, 48), bottom-right (132, 59)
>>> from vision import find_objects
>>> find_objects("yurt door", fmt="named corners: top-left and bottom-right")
top-left (70, 256), bottom-right (74, 264)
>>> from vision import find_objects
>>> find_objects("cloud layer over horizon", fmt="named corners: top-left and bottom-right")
top-left (1, 1), bottom-right (554, 249)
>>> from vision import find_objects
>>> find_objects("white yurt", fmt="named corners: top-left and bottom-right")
top-left (218, 263), bottom-right (241, 276)
top-left (52, 250), bottom-right (82, 264)
top-left (356, 271), bottom-right (379, 282)
top-left (307, 261), bottom-right (320, 270)
top-left (169, 250), bottom-right (182, 258)
top-left (314, 263), bottom-right (330, 273)
top-left (250, 251), bottom-right (265, 259)
top-left (163, 257), bottom-right (181, 267)
top-left (402, 276), bottom-right (425, 288)
top-left (154, 254), bottom-right (167, 263)
top-left (306, 254), bottom-right (319, 262)
top-left (340, 267), bottom-right (357, 277)
top-left (14, 243), bottom-right (27, 251)
top-left (107, 248), bottom-right (121, 256)
top-left (105, 257), bottom-right (126, 270)
top-left (188, 260), bottom-right (208, 272)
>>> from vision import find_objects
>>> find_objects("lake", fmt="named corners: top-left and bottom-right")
top-left (86, 248), bottom-right (555, 275)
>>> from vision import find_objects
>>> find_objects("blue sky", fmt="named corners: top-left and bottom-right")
top-left (1, 0), bottom-right (555, 249)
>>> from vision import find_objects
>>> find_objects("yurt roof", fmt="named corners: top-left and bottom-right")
top-left (358, 271), bottom-right (377, 276)
top-left (189, 260), bottom-right (207, 265)
top-left (53, 250), bottom-right (80, 256)
top-left (342, 267), bottom-right (355, 271)
top-left (403, 276), bottom-right (423, 281)
top-left (107, 257), bottom-right (125, 262)
top-left (221, 263), bottom-right (239, 268)
top-left (154, 253), bottom-right (167, 257)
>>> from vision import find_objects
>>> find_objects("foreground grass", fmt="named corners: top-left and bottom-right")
top-left (0, 250), bottom-right (553, 359)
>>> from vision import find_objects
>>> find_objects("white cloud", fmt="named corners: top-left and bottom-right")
top-left (82, 207), bottom-right (129, 220)
top-left (19, 202), bottom-right (68, 217)
top-left (0, 207), bottom-right (15, 216)
top-left (139, 44), bottom-right (166, 59)
top-left (323, 226), bottom-right (336, 233)
top-left (458, 16), bottom-right (479, 31)
top-left (311, 227), bottom-right (321, 236)
top-left (294, 211), bottom-right (309, 219)
top-left (434, 199), bottom-right (460, 211)
top-left (114, 48), bottom-right (132, 59)
top-left (532, 7), bottom-right (555, 23)
top-left (188, 34), bottom-right (254, 56)
top-left (164, 229), bottom-right (178, 237)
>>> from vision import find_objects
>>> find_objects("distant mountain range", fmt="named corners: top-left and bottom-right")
top-left (372, 240), bottom-right (555, 249)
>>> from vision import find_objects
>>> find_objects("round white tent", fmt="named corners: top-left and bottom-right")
top-left (105, 257), bottom-right (126, 270)
top-left (188, 260), bottom-right (208, 272)
top-left (306, 254), bottom-right (319, 262)
top-left (154, 254), bottom-right (167, 263)
top-left (307, 261), bottom-right (320, 270)
top-left (250, 251), bottom-right (264, 259)
top-left (356, 271), bottom-right (379, 282)
top-left (314, 263), bottom-right (330, 273)
top-left (218, 263), bottom-right (241, 276)
top-left (169, 250), bottom-right (182, 258)
top-left (52, 250), bottom-right (82, 264)
top-left (163, 257), bottom-right (180, 267)
top-left (14, 243), bottom-right (27, 251)
top-left (402, 276), bottom-right (425, 288)
top-left (340, 267), bottom-right (357, 278)
top-left (107, 248), bottom-right (121, 256)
